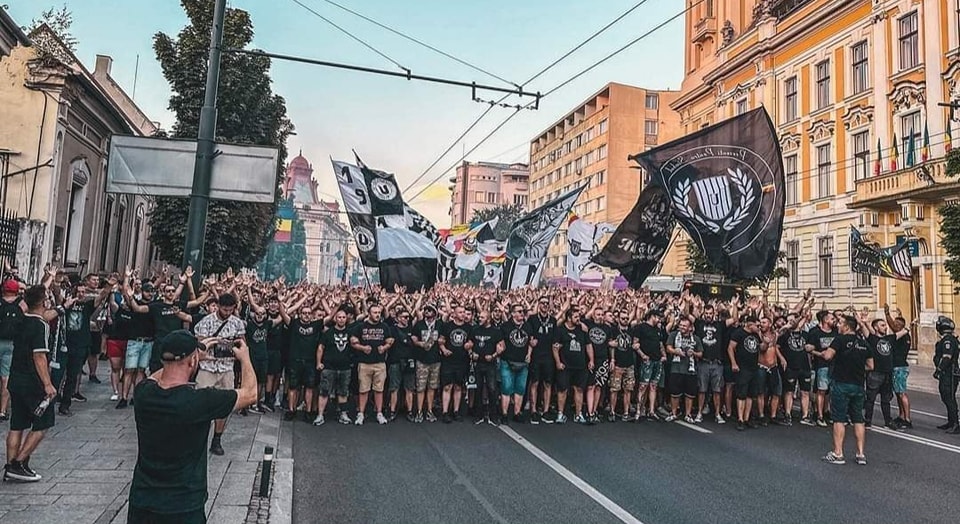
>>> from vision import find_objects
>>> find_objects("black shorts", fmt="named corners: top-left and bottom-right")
top-left (286, 360), bottom-right (317, 389)
top-left (556, 368), bottom-right (588, 392)
top-left (252, 356), bottom-right (268, 385)
top-left (735, 368), bottom-right (761, 400)
top-left (90, 332), bottom-right (103, 356)
top-left (440, 367), bottom-right (467, 387)
top-left (127, 506), bottom-right (205, 524)
top-left (668, 373), bottom-right (698, 398)
top-left (723, 364), bottom-right (737, 384)
top-left (528, 360), bottom-right (555, 385)
top-left (9, 389), bottom-right (55, 432)
top-left (267, 351), bottom-right (283, 376)
top-left (783, 368), bottom-right (812, 392)
top-left (759, 366), bottom-right (782, 397)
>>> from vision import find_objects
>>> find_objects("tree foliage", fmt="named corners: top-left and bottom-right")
top-left (685, 241), bottom-right (789, 291)
top-left (452, 204), bottom-right (525, 286)
top-left (258, 199), bottom-right (308, 282)
top-left (942, 155), bottom-right (960, 291)
top-left (25, 4), bottom-right (78, 51)
top-left (148, 0), bottom-right (293, 273)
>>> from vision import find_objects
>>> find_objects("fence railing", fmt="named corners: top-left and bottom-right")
top-left (0, 207), bottom-right (19, 270)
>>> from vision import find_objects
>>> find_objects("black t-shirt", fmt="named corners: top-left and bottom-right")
top-left (892, 332), bottom-right (911, 368)
top-left (8, 313), bottom-right (49, 395)
top-left (319, 326), bottom-right (352, 371)
top-left (500, 320), bottom-right (531, 363)
top-left (611, 324), bottom-right (636, 368)
top-left (111, 306), bottom-right (136, 341)
top-left (149, 301), bottom-right (185, 341)
top-left (526, 314), bottom-right (556, 362)
top-left (245, 320), bottom-right (269, 359)
top-left (412, 320), bottom-right (442, 364)
top-left (439, 321), bottom-right (471, 370)
top-left (778, 331), bottom-right (810, 371)
top-left (129, 381), bottom-right (237, 513)
top-left (554, 323), bottom-right (589, 370)
top-left (729, 328), bottom-right (761, 370)
top-left (868, 334), bottom-right (895, 374)
top-left (829, 334), bottom-right (870, 385)
top-left (695, 319), bottom-right (726, 362)
top-left (266, 315), bottom-right (286, 353)
top-left (471, 324), bottom-right (503, 362)
top-left (128, 305), bottom-right (154, 339)
top-left (352, 321), bottom-right (392, 364)
top-left (586, 321), bottom-right (611, 359)
top-left (388, 324), bottom-right (415, 365)
top-left (288, 319), bottom-right (323, 362)
top-left (633, 322), bottom-right (663, 360)
top-left (64, 299), bottom-right (94, 349)
top-left (805, 327), bottom-right (836, 370)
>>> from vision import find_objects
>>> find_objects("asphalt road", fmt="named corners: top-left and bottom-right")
top-left (292, 391), bottom-right (960, 524)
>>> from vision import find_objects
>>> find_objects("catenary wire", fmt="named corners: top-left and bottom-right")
top-left (318, 0), bottom-right (517, 87)
top-left (290, 0), bottom-right (407, 72)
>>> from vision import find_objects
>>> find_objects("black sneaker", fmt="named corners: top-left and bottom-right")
top-left (209, 439), bottom-right (225, 456)
top-left (115, 399), bottom-right (128, 409)
top-left (542, 412), bottom-right (555, 424)
top-left (89, 376), bottom-right (102, 384)
top-left (57, 407), bottom-right (72, 417)
top-left (442, 413), bottom-right (453, 424)
top-left (736, 421), bottom-right (746, 431)
top-left (3, 461), bottom-right (40, 483)
top-left (897, 419), bottom-right (914, 430)
top-left (260, 402), bottom-right (274, 414)
top-left (21, 459), bottom-right (39, 479)
top-left (513, 413), bottom-right (522, 424)
top-left (239, 408), bottom-right (248, 417)
top-left (501, 414), bottom-right (510, 426)
top-left (453, 412), bottom-right (464, 422)
top-left (530, 412), bottom-right (541, 425)
top-left (283, 411), bottom-right (295, 421)
top-left (71, 393), bottom-right (87, 403)
top-left (864, 420), bottom-right (872, 428)
top-left (937, 422), bottom-right (954, 430)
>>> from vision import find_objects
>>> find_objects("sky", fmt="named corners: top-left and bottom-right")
top-left (5, 0), bottom-right (685, 226)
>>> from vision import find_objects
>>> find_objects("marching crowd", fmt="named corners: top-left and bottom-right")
top-left (2, 264), bottom-right (959, 482)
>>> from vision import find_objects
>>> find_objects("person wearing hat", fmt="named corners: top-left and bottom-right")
top-left (0, 278), bottom-right (26, 422)
top-left (934, 316), bottom-right (959, 434)
top-left (127, 329), bottom-right (257, 523)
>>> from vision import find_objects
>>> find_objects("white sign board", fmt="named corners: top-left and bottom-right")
top-left (106, 135), bottom-right (279, 203)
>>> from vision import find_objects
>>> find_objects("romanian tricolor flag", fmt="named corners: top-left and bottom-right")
top-left (890, 134), bottom-right (899, 171)
top-left (274, 218), bottom-right (292, 243)
top-left (921, 121), bottom-right (930, 162)
top-left (874, 138), bottom-right (881, 176)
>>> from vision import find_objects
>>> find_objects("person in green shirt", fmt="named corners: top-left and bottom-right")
top-left (127, 330), bottom-right (257, 524)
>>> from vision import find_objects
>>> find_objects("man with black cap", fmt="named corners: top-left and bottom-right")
top-left (127, 329), bottom-right (257, 523)
top-left (933, 316), bottom-right (959, 434)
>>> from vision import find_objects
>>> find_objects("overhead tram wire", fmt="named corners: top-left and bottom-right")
top-left (290, 0), bottom-right (408, 72)
top-left (401, 0), bottom-right (655, 193)
top-left (318, 0), bottom-right (517, 88)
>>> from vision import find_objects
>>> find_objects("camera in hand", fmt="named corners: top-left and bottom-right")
top-left (213, 338), bottom-right (240, 358)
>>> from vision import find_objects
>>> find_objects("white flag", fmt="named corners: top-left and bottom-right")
top-left (566, 216), bottom-right (615, 282)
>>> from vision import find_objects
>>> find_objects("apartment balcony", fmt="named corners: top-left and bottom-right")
top-left (692, 16), bottom-right (716, 45)
top-left (849, 159), bottom-right (960, 211)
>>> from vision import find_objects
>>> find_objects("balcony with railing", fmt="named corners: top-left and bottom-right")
top-left (850, 159), bottom-right (959, 210)
top-left (692, 16), bottom-right (716, 45)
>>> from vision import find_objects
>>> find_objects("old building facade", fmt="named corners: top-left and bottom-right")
top-left (448, 161), bottom-right (529, 226)
top-left (0, 17), bottom-right (157, 281)
top-left (666, 0), bottom-right (960, 361)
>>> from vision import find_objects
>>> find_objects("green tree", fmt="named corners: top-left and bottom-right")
top-left (148, 0), bottom-right (293, 273)
top-left (258, 199), bottom-right (308, 282)
top-left (25, 4), bottom-right (78, 51)
top-left (453, 203), bottom-right (526, 286)
top-left (941, 152), bottom-right (960, 290)
top-left (685, 242), bottom-right (789, 291)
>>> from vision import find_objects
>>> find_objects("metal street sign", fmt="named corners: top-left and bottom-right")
top-left (105, 135), bottom-right (280, 203)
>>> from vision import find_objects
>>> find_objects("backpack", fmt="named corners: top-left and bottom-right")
top-left (0, 298), bottom-right (24, 341)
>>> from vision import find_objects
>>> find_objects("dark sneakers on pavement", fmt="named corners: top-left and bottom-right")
top-left (3, 462), bottom-right (41, 482)
top-left (209, 436), bottom-right (225, 456)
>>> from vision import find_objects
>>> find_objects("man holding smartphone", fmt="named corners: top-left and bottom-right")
top-left (127, 329), bottom-right (257, 523)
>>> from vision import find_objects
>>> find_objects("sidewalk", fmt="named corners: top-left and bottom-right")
top-left (907, 364), bottom-right (939, 395)
top-left (0, 371), bottom-right (292, 524)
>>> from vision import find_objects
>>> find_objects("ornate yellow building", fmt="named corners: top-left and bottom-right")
top-left (666, 0), bottom-right (960, 361)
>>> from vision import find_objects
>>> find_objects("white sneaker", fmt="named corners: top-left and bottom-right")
top-left (694, 414), bottom-right (703, 423)
top-left (377, 412), bottom-right (388, 425)
top-left (338, 412), bottom-right (351, 425)
top-left (110, 393), bottom-right (119, 402)
top-left (716, 414), bottom-right (726, 424)
top-left (313, 414), bottom-right (325, 426)
top-left (684, 415), bottom-right (695, 423)
top-left (355, 413), bottom-right (364, 426)
top-left (664, 414), bottom-right (677, 422)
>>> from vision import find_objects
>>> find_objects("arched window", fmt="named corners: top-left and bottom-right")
top-left (64, 158), bottom-right (90, 264)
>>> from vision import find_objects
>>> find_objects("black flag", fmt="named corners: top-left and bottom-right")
top-left (633, 108), bottom-right (785, 279)
top-left (591, 185), bottom-right (675, 289)
top-left (849, 226), bottom-right (913, 281)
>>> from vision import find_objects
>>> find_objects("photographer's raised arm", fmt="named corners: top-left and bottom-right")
top-left (231, 339), bottom-right (258, 411)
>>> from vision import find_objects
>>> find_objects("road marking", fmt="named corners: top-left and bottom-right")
top-left (675, 420), bottom-right (713, 434)
top-left (870, 426), bottom-right (960, 454)
top-left (498, 426), bottom-right (644, 524)
top-left (893, 406), bottom-right (948, 421)
top-left (427, 435), bottom-right (509, 524)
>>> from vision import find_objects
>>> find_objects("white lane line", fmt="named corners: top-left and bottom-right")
top-left (498, 426), bottom-right (644, 524)
top-left (674, 420), bottom-right (713, 434)
top-left (870, 426), bottom-right (960, 454)
top-left (893, 406), bottom-right (948, 420)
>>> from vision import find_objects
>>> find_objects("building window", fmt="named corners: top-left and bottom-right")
top-left (785, 155), bottom-right (798, 205)
top-left (735, 98), bottom-right (748, 115)
top-left (784, 76), bottom-right (798, 122)
top-left (855, 271), bottom-right (872, 288)
top-left (599, 119), bottom-right (608, 134)
top-left (474, 191), bottom-right (484, 203)
top-left (574, 157), bottom-right (583, 172)
top-left (818, 236), bottom-right (834, 288)
top-left (644, 119), bottom-right (658, 135)
top-left (815, 59), bottom-right (831, 110)
top-left (816, 143), bottom-right (832, 198)
top-left (64, 159), bottom-right (91, 264)
top-left (851, 40), bottom-right (869, 94)
top-left (585, 127), bottom-right (595, 142)
top-left (852, 131), bottom-right (870, 181)
top-left (596, 170), bottom-right (606, 185)
top-left (574, 134), bottom-right (583, 148)
top-left (786, 240), bottom-right (799, 289)
top-left (99, 196), bottom-right (114, 269)
top-left (564, 162), bottom-right (572, 176)
top-left (513, 194), bottom-right (527, 206)
top-left (597, 195), bottom-right (606, 212)
top-left (597, 144), bottom-right (607, 160)
top-left (645, 93), bottom-right (659, 110)
top-left (898, 11), bottom-right (919, 70)
top-left (900, 111), bottom-right (921, 157)
top-left (585, 150), bottom-right (595, 165)
top-left (564, 141), bottom-right (572, 154)
top-left (485, 192), bottom-right (497, 204)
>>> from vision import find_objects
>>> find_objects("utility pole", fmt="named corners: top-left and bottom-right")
top-left (182, 0), bottom-right (227, 286)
